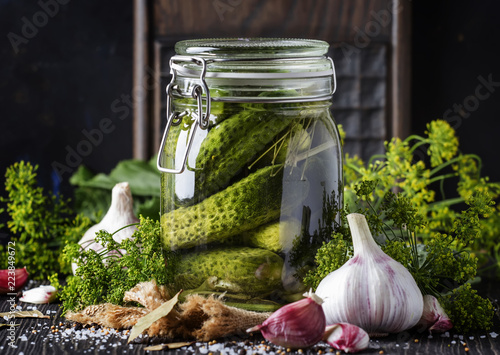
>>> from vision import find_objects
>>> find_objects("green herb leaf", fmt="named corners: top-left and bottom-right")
top-left (69, 159), bottom-right (161, 221)
top-left (69, 160), bottom-right (160, 197)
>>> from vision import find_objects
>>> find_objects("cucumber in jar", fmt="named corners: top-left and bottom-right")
top-left (175, 246), bottom-right (284, 296)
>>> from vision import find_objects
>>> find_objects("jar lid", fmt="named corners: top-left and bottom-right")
top-left (175, 38), bottom-right (329, 58)
top-left (170, 38), bottom-right (336, 103)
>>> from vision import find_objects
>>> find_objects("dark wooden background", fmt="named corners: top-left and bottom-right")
top-left (142, 0), bottom-right (404, 170)
top-left (1, 0), bottom-right (499, 197)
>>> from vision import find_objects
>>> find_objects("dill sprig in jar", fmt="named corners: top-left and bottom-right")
top-left (157, 38), bottom-right (342, 311)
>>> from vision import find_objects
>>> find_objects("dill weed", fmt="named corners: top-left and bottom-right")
top-left (305, 120), bottom-right (498, 332)
top-left (60, 216), bottom-right (178, 314)
top-left (0, 161), bottom-right (92, 280)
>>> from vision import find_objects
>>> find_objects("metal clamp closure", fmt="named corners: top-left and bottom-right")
top-left (157, 56), bottom-right (211, 174)
top-left (157, 54), bottom-right (336, 174)
top-left (169, 55), bottom-right (337, 98)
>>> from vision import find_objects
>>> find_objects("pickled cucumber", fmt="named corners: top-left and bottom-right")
top-left (175, 246), bottom-right (284, 295)
top-left (161, 165), bottom-right (283, 250)
top-left (221, 219), bottom-right (301, 253)
top-left (195, 109), bottom-right (291, 198)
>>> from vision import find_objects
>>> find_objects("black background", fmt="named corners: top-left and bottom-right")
top-left (412, 0), bottom-right (500, 185)
top-left (0, 0), bottom-right (499, 198)
top-left (0, 0), bottom-right (134, 197)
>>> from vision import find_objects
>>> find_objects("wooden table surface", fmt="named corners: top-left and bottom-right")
top-left (1, 280), bottom-right (499, 355)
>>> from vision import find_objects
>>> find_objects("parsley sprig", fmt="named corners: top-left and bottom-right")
top-left (59, 216), bottom-right (178, 314)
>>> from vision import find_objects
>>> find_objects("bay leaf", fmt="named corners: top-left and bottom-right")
top-left (144, 342), bottom-right (193, 351)
top-left (127, 290), bottom-right (181, 343)
top-left (143, 344), bottom-right (165, 351)
top-left (0, 323), bottom-right (19, 328)
top-left (0, 310), bottom-right (50, 319)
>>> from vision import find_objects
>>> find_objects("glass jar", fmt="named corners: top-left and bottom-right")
top-left (157, 38), bottom-right (342, 311)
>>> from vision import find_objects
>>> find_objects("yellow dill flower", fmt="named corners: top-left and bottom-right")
top-left (425, 119), bottom-right (459, 167)
top-left (385, 137), bottom-right (412, 176)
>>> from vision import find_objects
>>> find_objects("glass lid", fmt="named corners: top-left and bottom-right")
top-left (175, 38), bottom-right (329, 58)
top-left (169, 37), bottom-right (336, 103)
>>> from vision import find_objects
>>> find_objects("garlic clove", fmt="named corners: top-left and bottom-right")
top-left (19, 285), bottom-right (57, 304)
top-left (316, 213), bottom-right (424, 334)
top-left (247, 290), bottom-right (326, 349)
top-left (323, 323), bottom-right (370, 353)
top-left (0, 267), bottom-right (29, 294)
top-left (73, 182), bottom-right (139, 274)
top-left (417, 295), bottom-right (453, 333)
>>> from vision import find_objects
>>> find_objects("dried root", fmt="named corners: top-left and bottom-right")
top-left (178, 294), bottom-right (271, 341)
top-left (65, 281), bottom-right (270, 341)
top-left (65, 303), bottom-right (147, 329)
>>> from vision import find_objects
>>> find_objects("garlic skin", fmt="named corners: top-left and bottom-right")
top-left (323, 323), bottom-right (369, 353)
top-left (417, 295), bottom-right (453, 333)
top-left (72, 182), bottom-right (139, 274)
top-left (19, 285), bottom-right (57, 304)
top-left (247, 290), bottom-right (326, 349)
top-left (0, 267), bottom-right (29, 294)
top-left (316, 213), bottom-right (423, 334)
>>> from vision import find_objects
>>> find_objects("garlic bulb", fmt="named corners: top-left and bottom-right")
top-left (417, 295), bottom-right (453, 333)
top-left (323, 323), bottom-right (369, 353)
top-left (247, 290), bottom-right (326, 349)
top-left (72, 182), bottom-right (139, 274)
top-left (316, 213), bottom-right (423, 334)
